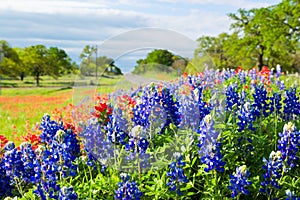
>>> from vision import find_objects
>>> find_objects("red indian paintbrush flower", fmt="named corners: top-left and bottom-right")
top-left (0, 135), bottom-right (8, 149)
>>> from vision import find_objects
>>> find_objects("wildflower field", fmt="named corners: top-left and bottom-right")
top-left (1, 66), bottom-right (300, 200)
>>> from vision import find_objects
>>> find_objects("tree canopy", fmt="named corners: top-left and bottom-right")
top-left (191, 0), bottom-right (300, 72)
top-left (0, 41), bottom-right (77, 86)
top-left (133, 49), bottom-right (187, 74)
top-left (79, 45), bottom-right (122, 76)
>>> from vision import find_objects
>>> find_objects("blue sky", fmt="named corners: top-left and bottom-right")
top-left (0, 0), bottom-right (282, 72)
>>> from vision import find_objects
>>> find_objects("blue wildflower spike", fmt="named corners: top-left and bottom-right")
top-left (114, 173), bottom-right (142, 200)
top-left (278, 122), bottom-right (300, 169)
top-left (228, 165), bottom-right (252, 198)
top-left (166, 153), bottom-right (189, 196)
top-left (260, 151), bottom-right (283, 194)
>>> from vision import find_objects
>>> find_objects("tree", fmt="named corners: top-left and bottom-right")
top-left (22, 45), bottom-right (75, 86)
top-left (47, 47), bottom-right (75, 76)
top-left (96, 56), bottom-right (114, 74)
top-left (145, 49), bottom-right (174, 66)
top-left (79, 45), bottom-right (97, 76)
top-left (79, 45), bottom-right (122, 76)
top-left (0, 40), bottom-right (23, 79)
top-left (228, 0), bottom-right (300, 70)
top-left (133, 49), bottom-right (186, 74)
top-left (23, 45), bottom-right (47, 86)
top-left (195, 33), bottom-right (234, 69)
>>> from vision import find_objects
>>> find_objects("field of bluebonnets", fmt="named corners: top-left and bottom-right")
top-left (1, 65), bottom-right (300, 200)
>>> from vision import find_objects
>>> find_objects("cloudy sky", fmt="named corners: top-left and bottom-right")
top-left (0, 0), bottom-right (281, 72)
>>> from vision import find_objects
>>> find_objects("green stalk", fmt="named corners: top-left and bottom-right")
top-left (274, 112), bottom-right (278, 150)
top-left (14, 177), bottom-right (24, 196)
top-left (88, 166), bottom-right (93, 199)
top-left (214, 169), bottom-right (218, 197)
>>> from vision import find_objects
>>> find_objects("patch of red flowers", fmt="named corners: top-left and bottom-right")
top-left (92, 96), bottom-right (113, 123)
top-left (258, 66), bottom-right (271, 85)
top-left (235, 66), bottom-right (243, 74)
top-left (0, 135), bottom-right (8, 149)
top-left (21, 134), bottom-right (41, 150)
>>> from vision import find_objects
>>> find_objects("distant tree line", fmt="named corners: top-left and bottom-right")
top-left (188, 0), bottom-right (300, 73)
top-left (0, 40), bottom-right (78, 86)
top-left (79, 45), bottom-right (122, 77)
top-left (133, 49), bottom-right (188, 75)
top-left (133, 1), bottom-right (299, 75)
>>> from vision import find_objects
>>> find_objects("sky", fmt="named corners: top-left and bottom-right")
top-left (0, 0), bottom-right (282, 72)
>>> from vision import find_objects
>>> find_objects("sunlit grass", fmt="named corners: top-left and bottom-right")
top-left (0, 75), bottom-right (126, 141)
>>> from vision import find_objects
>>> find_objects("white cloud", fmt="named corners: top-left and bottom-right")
top-left (156, 0), bottom-right (281, 9)
top-left (0, 0), bottom-right (110, 14)
top-left (145, 9), bottom-right (230, 38)
top-left (0, 0), bottom-right (282, 71)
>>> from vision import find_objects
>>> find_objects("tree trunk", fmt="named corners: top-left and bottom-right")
top-left (36, 71), bottom-right (40, 86)
top-left (20, 72), bottom-right (24, 81)
top-left (257, 45), bottom-right (264, 71)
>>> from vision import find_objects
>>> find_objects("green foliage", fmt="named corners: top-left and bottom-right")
top-left (0, 40), bottom-right (22, 79)
top-left (0, 41), bottom-right (77, 86)
top-left (133, 49), bottom-right (187, 74)
top-left (79, 45), bottom-right (122, 76)
top-left (194, 0), bottom-right (300, 71)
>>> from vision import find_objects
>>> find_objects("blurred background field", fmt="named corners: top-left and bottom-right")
top-left (0, 75), bottom-right (125, 140)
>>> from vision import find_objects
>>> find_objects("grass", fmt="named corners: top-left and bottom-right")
top-left (0, 75), bottom-right (126, 142)
top-left (1, 74), bottom-right (125, 88)
top-left (136, 70), bottom-right (179, 81)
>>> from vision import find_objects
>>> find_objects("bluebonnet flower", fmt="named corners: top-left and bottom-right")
top-left (195, 87), bottom-right (211, 122)
top-left (109, 110), bottom-right (130, 144)
top-left (125, 126), bottom-right (149, 153)
top-left (197, 115), bottom-right (226, 172)
top-left (132, 84), bottom-right (181, 135)
top-left (39, 113), bottom-right (64, 143)
top-left (228, 165), bottom-right (252, 198)
top-left (80, 118), bottom-right (114, 171)
top-left (160, 87), bottom-right (181, 131)
top-left (132, 84), bottom-right (159, 128)
top-left (0, 158), bottom-right (12, 197)
top-left (33, 145), bottom-right (60, 200)
top-left (222, 68), bottom-right (235, 81)
top-left (283, 88), bottom-right (300, 121)
top-left (59, 186), bottom-right (78, 200)
top-left (237, 102), bottom-right (255, 131)
top-left (278, 122), bottom-right (300, 169)
top-left (124, 125), bottom-right (150, 171)
top-left (33, 115), bottom-right (81, 200)
top-left (200, 142), bottom-right (226, 172)
top-left (83, 153), bottom-right (98, 170)
top-left (276, 64), bottom-right (282, 78)
top-left (179, 86), bottom-right (210, 131)
top-left (269, 93), bottom-right (282, 116)
top-left (166, 153), bottom-right (188, 195)
top-left (260, 151), bottom-right (283, 194)
top-left (252, 84), bottom-right (270, 117)
top-left (285, 189), bottom-right (300, 200)
top-left (197, 115), bottom-right (218, 150)
top-left (249, 68), bottom-right (257, 81)
top-left (276, 80), bottom-right (285, 90)
top-left (114, 173), bottom-right (142, 200)
top-left (225, 84), bottom-right (240, 112)
top-left (2, 142), bottom-right (24, 184)
top-left (187, 74), bottom-right (201, 88)
top-left (238, 70), bottom-right (247, 84)
top-left (50, 129), bottom-right (80, 178)
top-left (20, 142), bottom-right (36, 183)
